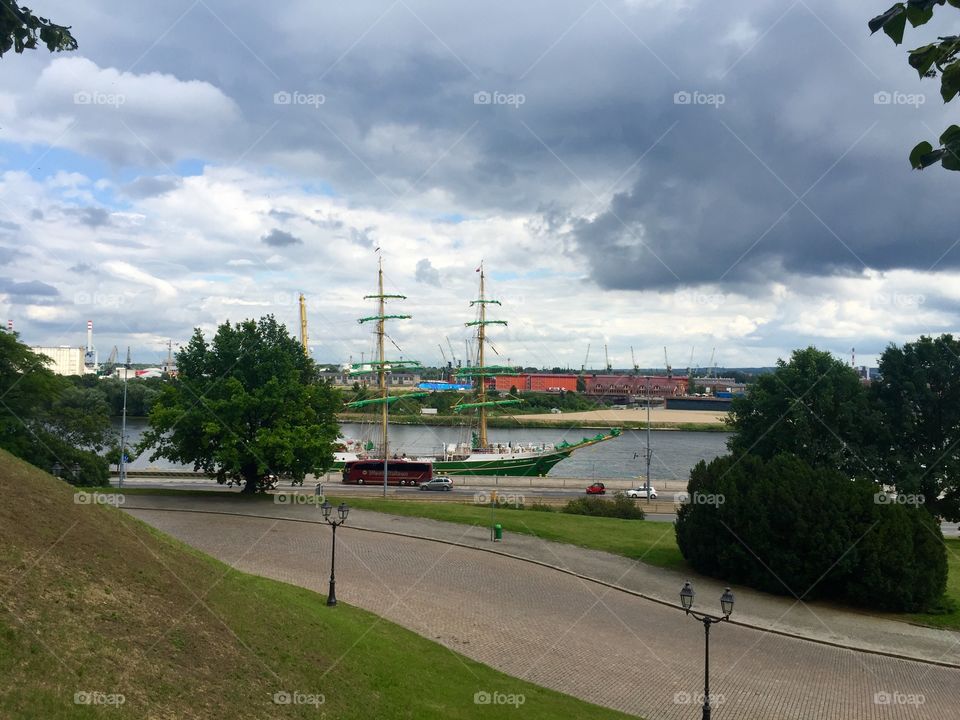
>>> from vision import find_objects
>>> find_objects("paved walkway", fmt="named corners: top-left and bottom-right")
top-left (124, 496), bottom-right (959, 719)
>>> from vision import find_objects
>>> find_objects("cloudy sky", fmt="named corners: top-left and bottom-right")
top-left (1, 0), bottom-right (958, 370)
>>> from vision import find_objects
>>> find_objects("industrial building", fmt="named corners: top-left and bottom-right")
top-left (29, 346), bottom-right (87, 376)
top-left (583, 374), bottom-right (688, 400)
top-left (490, 373), bottom-right (579, 393)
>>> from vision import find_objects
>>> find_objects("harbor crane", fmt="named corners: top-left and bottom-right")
top-left (446, 336), bottom-right (456, 364)
top-left (582, 342), bottom-right (591, 373)
top-left (631, 346), bottom-right (639, 373)
top-left (687, 346), bottom-right (695, 378)
top-left (664, 346), bottom-right (672, 378)
top-left (604, 344), bottom-right (612, 372)
top-left (438, 344), bottom-right (448, 366)
top-left (708, 347), bottom-right (716, 378)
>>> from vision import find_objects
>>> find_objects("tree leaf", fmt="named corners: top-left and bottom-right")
top-left (869, 5), bottom-right (907, 36)
top-left (941, 140), bottom-right (960, 170)
top-left (910, 141), bottom-right (935, 168)
top-left (941, 61), bottom-right (960, 101)
top-left (940, 124), bottom-right (960, 145)
top-left (883, 11), bottom-right (909, 44)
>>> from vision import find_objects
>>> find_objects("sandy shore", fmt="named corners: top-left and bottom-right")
top-left (522, 407), bottom-right (728, 426)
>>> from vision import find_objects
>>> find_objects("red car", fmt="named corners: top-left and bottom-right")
top-left (586, 482), bottom-right (606, 495)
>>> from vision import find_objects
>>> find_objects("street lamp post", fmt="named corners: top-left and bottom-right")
top-left (321, 501), bottom-right (349, 606)
top-left (680, 581), bottom-right (735, 720)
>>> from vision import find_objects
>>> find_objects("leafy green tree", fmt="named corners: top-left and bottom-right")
top-left (869, 1), bottom-right (960, 170)
top-left (727, 347), bottom-right (877, 479)
top-left (676, 454), bottom-right (947, 612)
top-left (872, 334), bottom-right (960, 519)
top-left (0, 1), bottom-right (76, 57)
top-left (139, 316), bottom-right (341, 493)
top-left (0, 331), bottom-right (112, 485)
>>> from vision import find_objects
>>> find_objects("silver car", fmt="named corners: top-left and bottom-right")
top-left (626, 485), bottom-right (658, 499)
top-left (419, 475), bottom-right (454, 491)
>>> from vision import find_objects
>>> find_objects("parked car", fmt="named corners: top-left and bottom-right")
top-left (585, 482), bottom-right (606, 495)
top-left (626, 485), bottom-right (658, 499)
top-left (419, 475), bottom-right (453, 491)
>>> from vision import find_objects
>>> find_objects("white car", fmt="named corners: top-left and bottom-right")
top-left (626, 486), bottom-right (658, 499)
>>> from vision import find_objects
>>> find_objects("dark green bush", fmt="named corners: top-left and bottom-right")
top-left (562, 492), bottom-right (645, 520)
top-left (675, 454), bottom-right (947, 612)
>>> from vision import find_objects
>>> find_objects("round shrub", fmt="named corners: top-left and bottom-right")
top-left (675, 454), bottom-right (947, 612)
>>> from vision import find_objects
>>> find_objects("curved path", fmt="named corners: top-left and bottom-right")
top-left (124, 499), bottom-right (958, 719)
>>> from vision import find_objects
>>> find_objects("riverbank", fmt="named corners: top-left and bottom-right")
top-left (338, 407), bottom-right (728, 432)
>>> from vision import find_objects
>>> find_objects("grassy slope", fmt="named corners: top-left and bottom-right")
top-left (0, 450), bottom-right (633, 720)
top-left (328, 496), bottom-right (960, 629)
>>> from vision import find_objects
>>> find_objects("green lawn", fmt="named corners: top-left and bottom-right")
top-left (0, 450), bottom-right (635, 720)
top-left (328, 496), bottom-right (686, 570)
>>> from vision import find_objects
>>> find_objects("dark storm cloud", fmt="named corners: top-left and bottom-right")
top-left (261, 228), bottom-right (302, 247)
top-left (122, 175), bottom-right (183, 198)
top-left (14, 1), bottom-right (960, 297)
top-left (64, 207), bottom-right (111, 228)
top-left (0, 278), bottom-right (59, 296)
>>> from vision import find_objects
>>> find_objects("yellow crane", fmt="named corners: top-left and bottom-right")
top-left (298, 293), bottom-right (309, 356)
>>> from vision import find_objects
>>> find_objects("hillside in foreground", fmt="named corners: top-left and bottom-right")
top-left (0, 449), bottom-right (631, 719)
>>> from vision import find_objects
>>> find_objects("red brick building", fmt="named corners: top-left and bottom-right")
top-left (491, 373), bottom-right (579, 393)
top-left (583, 374), bottom-right (688, 399)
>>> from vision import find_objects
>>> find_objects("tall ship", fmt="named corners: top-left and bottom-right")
top-left (334, 262), bottom-right (620, 477)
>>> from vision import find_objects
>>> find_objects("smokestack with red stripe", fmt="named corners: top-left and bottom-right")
top-left (87, 320), bottom-right (93, 353)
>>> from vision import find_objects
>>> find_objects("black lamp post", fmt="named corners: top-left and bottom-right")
top-left (321, 501), bottom-right (349, 606)
top-left (680, 581), bottom-right (735, 720)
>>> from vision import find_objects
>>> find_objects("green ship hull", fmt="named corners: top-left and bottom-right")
top-left (333, 429), bottom-right (620, 477)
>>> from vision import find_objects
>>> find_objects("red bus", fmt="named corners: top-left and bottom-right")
top-left (342, 460), bottom-right (433, 486)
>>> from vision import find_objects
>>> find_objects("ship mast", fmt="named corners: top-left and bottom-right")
top-left (477, 268), bottom-right (488, 447)
top-left (377, 260), bottom-right (388, 456)
top-left (350, 255), bottom-right (424, 458)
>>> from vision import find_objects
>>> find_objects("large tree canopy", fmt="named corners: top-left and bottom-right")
top-left (0, 330), bottom-right (112, 484)
top-left (139, 316), bottom-right (341, 493)
top-left (873, 334), bottom-right (960, 519)
top-left (726, 347), bottom-right (877, 480)
top-left (869, 1), bottom-right (960, 170)
top-left (0, 1), bottom-right (76, 57)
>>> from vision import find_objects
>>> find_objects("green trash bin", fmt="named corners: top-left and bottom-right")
top-left (493, 523), bottom-right (503, 542)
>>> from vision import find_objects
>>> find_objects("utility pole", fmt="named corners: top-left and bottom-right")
top-left (119, 347), bottom-right (131, 489)
top-left (645, 375), bottom-right (651, 495)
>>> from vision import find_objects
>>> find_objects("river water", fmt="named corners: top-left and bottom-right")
top-left (116, 419), bottom-right (731, 481)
